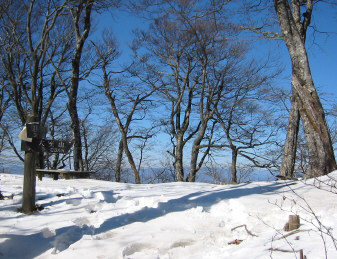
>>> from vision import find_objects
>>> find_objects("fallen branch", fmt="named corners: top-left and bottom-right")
top-left (268, 248), bottom-right (300, 253)
top-left (231, 224), bottom-right (258, 237)
top-left (228, 239), bottom-right (243, 245)
top-left (268, 248), bottom-right (306, 258)
top-left (275, 229), bottom-right (310, 241)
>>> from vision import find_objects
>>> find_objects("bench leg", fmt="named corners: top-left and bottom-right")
top-left (37, 173), bottom-right (43, 181)
top-left (52, 173), bottom-right (59, 180)
top-left (61, 173), bottom-right (70, 180)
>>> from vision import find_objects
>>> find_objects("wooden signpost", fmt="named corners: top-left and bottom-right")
top-left (20, 116), bottom-right (40, 214)
top-left (19, 117), bottom-right (73, 214)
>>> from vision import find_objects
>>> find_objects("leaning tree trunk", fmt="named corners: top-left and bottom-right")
top-left (104, 92), bottom-right (141, 184)
top-left (275, 0), bottom-right (337, 177)
top-left (292, 74), bottom-right (336, 177)
top-left (120, 132), bottom-right (141, 184)
top-left (280, 89), bottom-right (300, 178)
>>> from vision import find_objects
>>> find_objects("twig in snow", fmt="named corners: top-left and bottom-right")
top-left (268, 247), bottom-right (300, 253)
top-left (275, 229), bottom-right (310, 241)
top-left (231, 224), bottom-right (258, 237)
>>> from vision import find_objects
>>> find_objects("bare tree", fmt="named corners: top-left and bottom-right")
top-left (275, 0), bottom-right (337, 177)
top-left (133, 14), bottom-right (199, 181)
top-left (209, 60), bottom-right (283, 183)
top-left (0, 0), bottom-right (71, 213)
top-left (92, 30), bottom-right (157, 184)
top-left (66, 0), bottom-right (94, 171)
top-left (64, 0), bottom-right (121, 172)
top-left (132, 1), bottom-right (237, 182)
top-left (133, 0), bottom-right (282, 182)
top-left (238, 0), bottom-right (337, 178)
top-left (81, 117), bottom-right (118, 174)
top-left (0, 81), bottom-right (11, 154)
top-left (0, 0), bottom-right (71, 156)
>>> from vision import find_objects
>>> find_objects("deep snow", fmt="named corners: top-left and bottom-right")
top-left (1, 172), bottom-right (337, 258)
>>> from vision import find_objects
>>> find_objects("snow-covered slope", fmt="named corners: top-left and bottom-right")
top-left (1, 172), bottom-right (337, 258)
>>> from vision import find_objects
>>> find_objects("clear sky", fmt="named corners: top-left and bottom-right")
top-left (306, 4), bottom-right (337, 96)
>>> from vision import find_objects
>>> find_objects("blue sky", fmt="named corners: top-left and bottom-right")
top-left (98, 3), bottom-right (336, 98)
top-left (307, 4), bottom-right (337, 96)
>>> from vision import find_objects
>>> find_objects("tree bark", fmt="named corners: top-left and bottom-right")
top-left (275, 0), bottom-right (336, 177)
top-left (187, 133), bottom-right (202, 182)
top-left (175, 136), bottom-right (185, 182)
top-left (22, 151), bottom-right (37, 213)
top-left (231, 148), bottom-right (238, 184)
top-left (280, 89), bottom-right (300, 177)
top-left (187, 122), bottom-right (210, 182)
top-left (115, 139), bottom-right (123, 182)
top-left (22, 114), bottom-right (38, 214)
top-left (68, 97), bottom-right (83, 171)
top-left (121, 131), bottom-right (141, 184)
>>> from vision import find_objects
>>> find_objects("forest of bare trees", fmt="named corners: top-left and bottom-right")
top-left (0, 0), bottom-right (336, 186)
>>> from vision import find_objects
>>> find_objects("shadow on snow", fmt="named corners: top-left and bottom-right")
top-left (0, 181), bottom-right (295, 258)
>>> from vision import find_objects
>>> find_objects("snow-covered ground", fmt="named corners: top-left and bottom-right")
top-left (1, 172), bottom-right (337, 259)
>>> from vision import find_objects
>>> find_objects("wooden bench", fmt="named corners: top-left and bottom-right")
top-left (36, 169), bottom-right (95, 180)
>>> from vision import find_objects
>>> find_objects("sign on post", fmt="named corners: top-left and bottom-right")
top-left (21, 139), bottom-right (42, 152)
top-left (41, 139), bottom-right (72, 153)
top-left (26, 123), bottom-right (47, 139)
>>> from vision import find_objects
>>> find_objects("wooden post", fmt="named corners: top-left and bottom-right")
top-left (284, 215), bottom-right (300, 231)
top-left (22, 115), bottom-right (38, 214)
top-left (37, 172), bottom-right (43, 181)
top-left (289, 215), bottom-right (300, 230)
top-left (299, 249), bottom-right (304, 259)
top-left (53, 173), bottom-right (59, 180)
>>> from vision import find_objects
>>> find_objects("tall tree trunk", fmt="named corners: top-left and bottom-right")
top-left (121, 132), bottom-right (141, 184)
top-left (175, 135), bottom-right (185, 182)
top-left (68, 97), bottom-right (83, 171)
top-left (275, 0), bottom-right (337, 177)
top-left (115, 139), bottom-right (123, 182)
top-left (188, 145), bottom-right (200, 182)
top-left (187, 122), bottom-right (209, 182)
top-left (280, 89), bottom-right (300, 177)
top-left (231, 148), bottom-right (238, 184)
top-left (82, 121), bottom-right (89, 171)
top-left (293, 74), bottom-right (336, 177)
top-left (22, 114), bottom-right (38, 214)
top-left (67, 0), bottom-right (94, 171)
top-left (187, 143), bottom-right (200, 182)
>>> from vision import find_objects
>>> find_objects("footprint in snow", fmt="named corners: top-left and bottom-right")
top-left (122, 243), bottom-right (155, 257)
top-left (94, 191), bottom-right (117, 203)
top-left (65, 198), bottom-right (82, 206)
